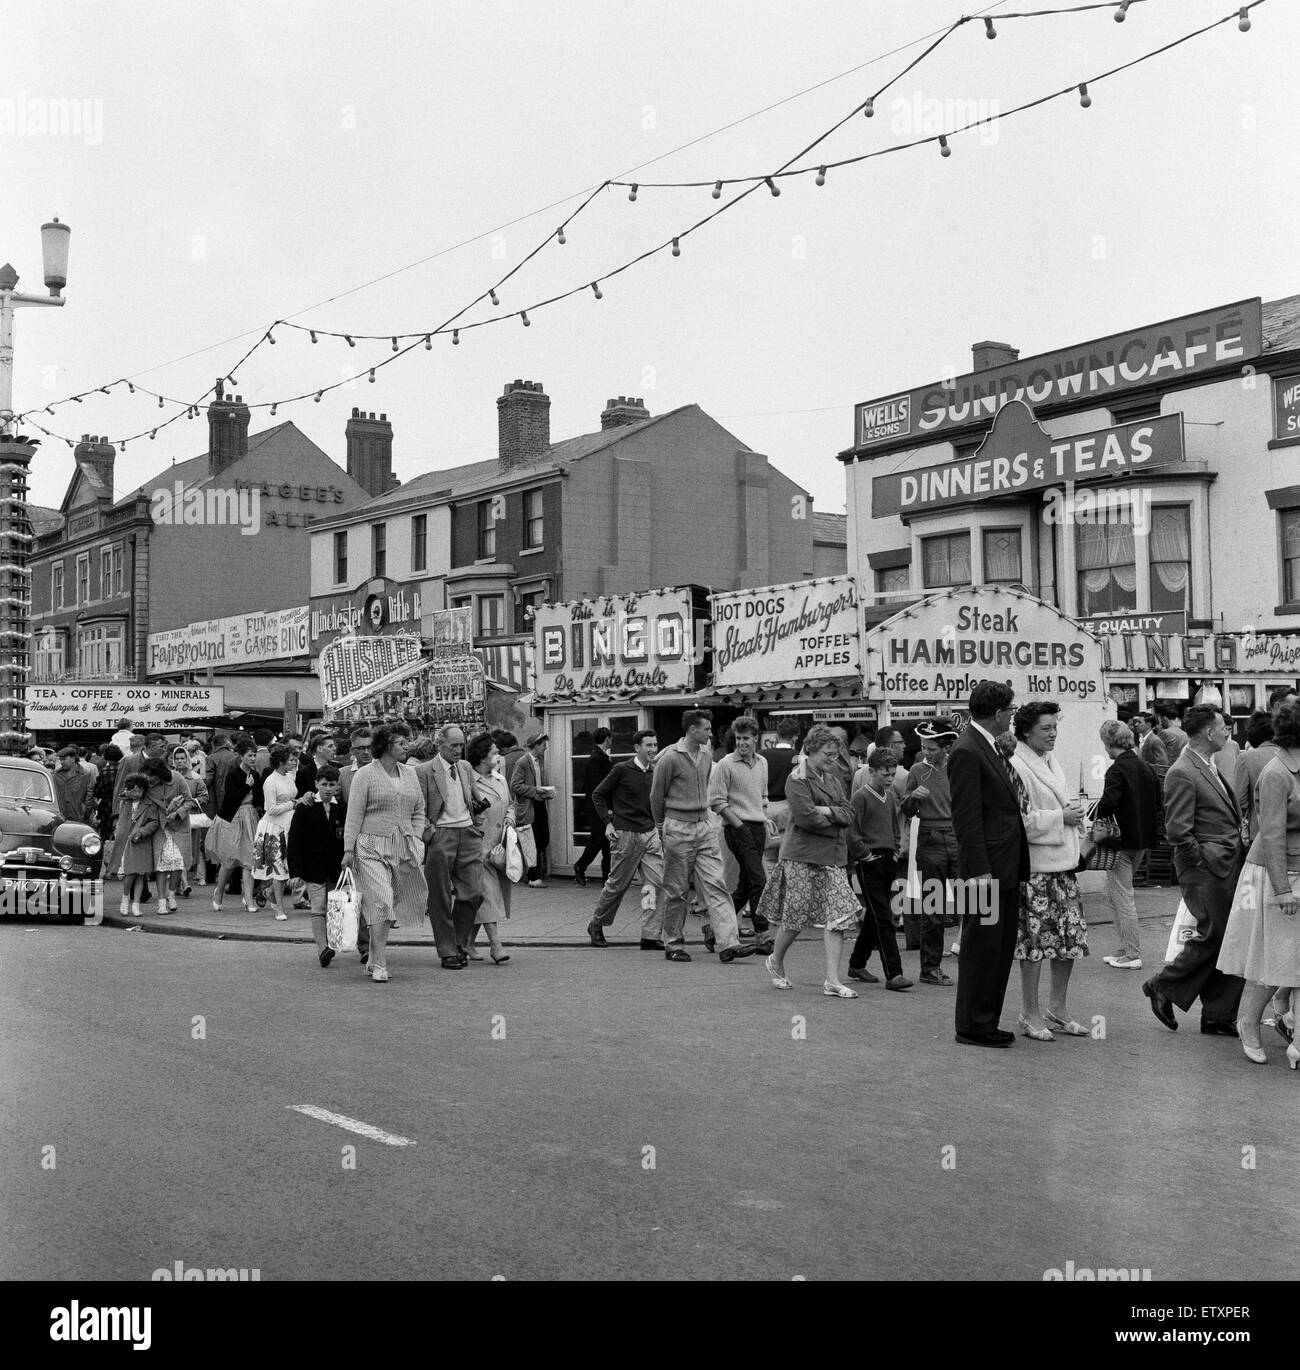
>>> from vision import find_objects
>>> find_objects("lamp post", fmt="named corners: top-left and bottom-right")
top-left (0, 218), bottom-right (71, 755)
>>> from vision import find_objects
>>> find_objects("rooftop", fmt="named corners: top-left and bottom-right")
top-left (812, 511), bottom-right (847, 545)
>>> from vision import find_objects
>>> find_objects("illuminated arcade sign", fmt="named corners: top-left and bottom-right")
top-left (318, 634), bottom-right (423, 713)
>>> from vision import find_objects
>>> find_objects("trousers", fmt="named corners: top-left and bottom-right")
top-left (850, 852), bottom-right (903, 978)
top-left (661, 816), bottom-right (741, 952)
top-left (590, 828), bottom-right (666, 936)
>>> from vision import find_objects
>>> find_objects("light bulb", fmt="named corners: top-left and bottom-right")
top-left (712, 181), bottom-right (722, 198)
top-left (591, 282), bottom-right (603, 300)
top-left (267, 329), bottom-right (276, 344)
top-left (127, 382), bottom-right (134, 393)
top-left (984, 17), bottom-right (996, 38)
top-left (452, 329), bottom-right (460, 345)
top-left (310, 330), bottom-right (317, 343)
top-left (1114, 1), bottom-right (1129, 20)
top-left (158, 395), bottom-right (164, 408)
top-left (816, 166), bottom-right (826, 186)
top-left (1238, 8), bottom-right (1250, 31)
top-left (150, 430), bottom-right (157, 440)
top-left (270, 404), bottom-right (277, 416)
top-left (557, 227), bottom-right (566, 245)
top-left (864, 97), bottom-right (874, 118)
top-left (99, 386), bottom-right (110, 395)
top-left (766, 177), bottom-right (780, 196)
top-left (628, 183), bottom-right (638, 201)
top-left (521, 311), bottom-right (530, 327)
top-left (368, 369), bottom-right (376, 383)
top-left (314, 391), bottom-right (323, 402)
top-left (939, 135), bottom-right (951, 158)
top-left (345, 335), bottom-right (355, 347)
top-left (671, 238), bottom-right (680, 257)
top-left (489, 288), bottom-right (499, 306)
top-left (424, 334), bottom-right (432, 350)
top-left (392, 337), bottom-right (398, 351)
top-left (1079, 83), bottom-right (1092, 108)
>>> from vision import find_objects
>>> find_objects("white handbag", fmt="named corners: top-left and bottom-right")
top-left (1163, 899), bottom-right (1201, 963)
top-left (504, 826), bottom-right (525, 884)
top-left (326, 868), bottom-right (360, 953)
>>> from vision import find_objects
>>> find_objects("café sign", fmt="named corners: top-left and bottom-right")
top-left (711, 576), bottom-right (859, 688)
top-left (147, 606), bottom-right (309, 676)
top-left (872, 401), bottom-right (1184, 518)
top-left (854, 298), bottom-right (1262, 451)
top-left (29, 685), bottom-right (224, 730)
top-left (534, 587), bottom-right (698, 702)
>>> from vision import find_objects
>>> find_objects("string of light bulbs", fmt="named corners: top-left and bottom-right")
top-left (17, 0), bottom-right (1266, 452)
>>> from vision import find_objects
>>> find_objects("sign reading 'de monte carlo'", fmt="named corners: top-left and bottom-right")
top-left (711, 577), bottom-right (859, 688)
top-left (28, 685), bottom-right (224, 730)
top-left (872, 401), bottom-right (1184, 518)
top-left (854, 298), bottom-right (1262, 451)
top-left (534, 587), bottom-right (696, 702)
top-left (147, 607), bottom-right (309, 676)
top-left (318, 634), bottom-right (423, 714)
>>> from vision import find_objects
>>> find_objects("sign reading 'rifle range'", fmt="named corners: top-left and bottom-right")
top-left (710, 576), bottom-right (859, 688)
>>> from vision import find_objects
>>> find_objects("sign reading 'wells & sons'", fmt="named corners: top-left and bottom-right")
top-left (872, 401), bottom-right (1185, 518)
top-left (854, 298), bottom-right (1262, 451)
top-left (318, 634), bottom-right (423, 715)
top-left (711, 576), bottom-right (859, 688)
top-left (533, 587), bottom-right (700, 703)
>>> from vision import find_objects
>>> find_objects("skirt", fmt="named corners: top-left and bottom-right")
top-left (207, 805), bottom-right (257, 869)
top-left (252, 818), bottom-right (289, 881)
top-left (1218, 861), bottom-right (1300, 986)
top-left (477, 864), bottom-right (511, 924)
top-left (354, 832), bottom-right (428, 929)
top-left (1015, 871), bottom-right (1088, 960)
top-left (754, 860), bottom-right (861, 934)
top-left (154, 831), bottom-right (187, 873)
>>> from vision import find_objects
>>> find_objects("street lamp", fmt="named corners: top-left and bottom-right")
top-left (0, 218), bottom-right (70, 754)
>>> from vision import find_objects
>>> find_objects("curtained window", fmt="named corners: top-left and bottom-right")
top-left (922, 533), bottom-right (971, 589)
top-left (1076, 510), bottom-right (1137, 616)
top-left (1148, 505), bottom-right (1190, 612)
top-left (1284, 511), bottom-right (1300, 603)
top-left (876, 565), bottom-right (910, 597)
top-left (982, 529), bottom-right (1022, 585)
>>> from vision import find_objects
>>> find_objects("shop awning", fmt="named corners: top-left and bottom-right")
top-left (706, 680), bottom-right (867, 706)
top-left (213, 674), bottom-right (322, 714)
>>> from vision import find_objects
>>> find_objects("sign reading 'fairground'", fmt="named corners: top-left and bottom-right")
top-left (710, 577), bottom-right (859, 688)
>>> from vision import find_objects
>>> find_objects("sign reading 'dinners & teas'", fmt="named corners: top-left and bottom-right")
top-left (711, 577), bottom-right (859, 688)
top-left (318, 634), bottom-right (423, 714)
top-left (29, 685), bottom-right (224, 729)
top-left (147, 606), bottom-right (309, 675)
top-left (534, 587), bottom-right (696, 702)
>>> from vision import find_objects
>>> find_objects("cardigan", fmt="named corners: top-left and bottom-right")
top-left (777, 765), bottom-right (852, 867)
top-left (1009, 742), bottom-right (1080, 872)
top-left (342, 760), bottom-right (426, 856)
top-left (1245, 751), bottom-right (1300, 896)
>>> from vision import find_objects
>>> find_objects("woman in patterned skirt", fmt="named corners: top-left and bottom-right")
top-left (1006, 702), bottom-right (1089, 1041)
top-left (465, 732), bottom-right (512, 964)
top-left (143, 756), bottom-right (192, 914)
top-left (253, 744), bottom-right (298, 921)
top-left (210, 738), bottom-right (261, 913)
top-left (341, 722), bottom-right (428, 983)
top-left (756, 723), bottom-right (863, 997)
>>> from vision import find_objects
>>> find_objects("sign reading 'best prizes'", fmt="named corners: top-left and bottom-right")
top-left (533, 588), bottom-right (696, 702)
top-left (711, 577), bottom-right (859, 688)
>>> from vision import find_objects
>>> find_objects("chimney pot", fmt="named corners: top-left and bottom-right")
top-left (600, 393), bottom-right (652, 431)
top-left (497, 378), bottom-right (551, 470)
top-left (972, 339), bottom-right (1020, 372)
top-left (352, 407), bottom-right (360, 417)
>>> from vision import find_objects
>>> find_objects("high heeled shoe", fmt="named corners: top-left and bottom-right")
top-left (491, 952), bottom-right (510, 964)
top-left (1288, 1042), bottom-right (1300, 1071)
top-left (1017, 1013), bottom-right (1054, 1042)
top-left (1238, 1022), bottom-right (1267, 1065)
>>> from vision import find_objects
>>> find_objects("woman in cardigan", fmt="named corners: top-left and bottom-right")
top-left (755, 723), bottom-right (862, 998)
top-left (1094, 718), bottom-right (1161, 970)
top-left (341, 722), bottom-right (428, 983)
top-left (1217, 701), bottom-right (1300, 1066)
top-left (466, 731), bottom-right (512, 964)
top-left (1008, 702), bottom-right (1089, 1041)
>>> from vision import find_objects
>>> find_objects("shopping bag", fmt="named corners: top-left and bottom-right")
top-left (327, 869), bottom-right (360, 953)
top-left (1163, 899), bottom-right (1201, 964)
top-left (903, 816), bottom-right (921, 901)
top-left (515, 823), bottom-right (537, 871)
top-left (504, 826), bottom-right (525, 884)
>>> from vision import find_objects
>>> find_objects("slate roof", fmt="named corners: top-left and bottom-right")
top-left (28, 504), bottom-right (64, 537)
top-left (1263, 295), bottom-right (1300, 355)
top-left (115, 421), bottom-right (300, 509)
top-left (812, 511), bottom-right (847, 545)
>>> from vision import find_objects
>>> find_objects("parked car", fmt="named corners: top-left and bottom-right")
top-left (0, 756), bottom-right (103, 922)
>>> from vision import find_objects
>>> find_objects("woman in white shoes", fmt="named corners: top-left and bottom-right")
top-left (1217, 701), bottom-right (1300, 1068)
top-left (209, 739), bottom-right (261, 913)
top-left (1095, 719), bottom-right (1161, 971)
top-left (1006, 705), bottom-right (1089, 1041)
top-left (108, 773), bottom-right (160, 917)
top-left (143, 756), bottom-right (192, 914)
top-left (252, 745), bottom-right (298, 921)
top-left (755, 723), bottom-right (862, 998)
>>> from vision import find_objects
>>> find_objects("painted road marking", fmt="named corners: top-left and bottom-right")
top-left (287, 1105), bottom-right (416, 1147)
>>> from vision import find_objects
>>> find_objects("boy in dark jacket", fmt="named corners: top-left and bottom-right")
top-left (287, 765), bottom-right (365, 969)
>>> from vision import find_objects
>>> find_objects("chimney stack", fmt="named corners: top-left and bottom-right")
top-left (207, 378), bottom-right (251, 475)
top-left (972, 340), bottom-right (1020, 373)
top-left (600, 395), bottom-right (651, 430)
top-left (345, 409), bottom-right (396, 497)
top-left (497, 379), bottom-right (550, 470)
top-left (73, 433), bottom-right (116, 495)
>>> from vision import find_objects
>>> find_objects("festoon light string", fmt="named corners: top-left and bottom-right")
top-left (17, 0), bottom-right (1266, 452)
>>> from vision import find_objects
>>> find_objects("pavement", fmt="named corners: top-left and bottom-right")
top-left (97, 869), bottom-right (1187, 948)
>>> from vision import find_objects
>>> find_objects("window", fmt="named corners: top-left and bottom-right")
top-left (516, 588), bottom-right (545, 633)
top-left (1076, 510), bottom-right (1137, 616)
top-left (477, 500), bottom-right (496, 559)
top-left (1148, 505), bottom-right (1191, 613)
top-left (411, 513), bottom-right (427, 572)
top-left (921, 532), bottom-right (971, 589)
top-left (76, 554), bottom-right (90, 605)
top-left (113, 544), bottom-right (124, 596)
top-left (982, 529), bottom-right (1022, 586)
top-left (451, 596), bottom-right (471, 611)
top-left (52, 564), bottom-right (64, 611)
top-left (76, 624), bottom-right (124, 679)
top-left (477, 594), bottom-right (505, 638)
top-left (333, 530), bottom-right (347, 584)
top-left (372, 523), bottom-right (387, 579)
top-left (875, 566), bottom-right (910, 598)
top-left (1282, 511), bottom-right (1300, 603)
top-left (523, 488), bottom-right (544, 549)
top-left (35, 630), bottom-right (64, 681)
top-left (100, 547), bottom-right (112, 599)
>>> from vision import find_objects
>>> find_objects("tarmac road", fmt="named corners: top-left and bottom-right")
top-left (3, 926), bottom-right (1297, 1282)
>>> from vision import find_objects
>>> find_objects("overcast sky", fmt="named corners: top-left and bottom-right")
top-left (5, 0), bottom-right (1295, 518)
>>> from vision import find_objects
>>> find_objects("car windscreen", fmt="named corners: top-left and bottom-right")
top-left (0, 769), bottom-right (56, 804)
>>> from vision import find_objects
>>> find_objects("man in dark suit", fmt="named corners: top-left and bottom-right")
top-left (1143, 705), bottom-right (1245, 1035)
top-left (949, 680), bottom-right (1030, 1048)
top-left (415, 724), bottom-right (485, 970)
top-left (572, 727), bottom-right (614, 888)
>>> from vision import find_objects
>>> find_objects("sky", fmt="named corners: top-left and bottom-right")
top-left (4, 0), bottom-right (1296, 519)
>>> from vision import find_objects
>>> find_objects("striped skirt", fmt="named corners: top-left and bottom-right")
top-left (354, 831), bottom-right (428, 928)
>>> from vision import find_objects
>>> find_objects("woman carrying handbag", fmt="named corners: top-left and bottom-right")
top-left (466, 733), bottom-right (512, 964)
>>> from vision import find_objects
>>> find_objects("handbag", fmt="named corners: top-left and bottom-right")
top-left (515, 823), bottom-right (537, 870)
top-left (326, 868), bottom-right (360, 953)
top-left (1163, 898), bottom-right (1201, 963)
top-left (1085, 799), bottom-right (1123, 848)
top-left (504, 826), bottom-right (525, 884)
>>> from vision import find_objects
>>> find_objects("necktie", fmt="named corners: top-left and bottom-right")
top-left (1000, 750), bottom-right (1030, 815)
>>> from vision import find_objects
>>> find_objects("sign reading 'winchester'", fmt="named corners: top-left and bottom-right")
top-left (854, 298), bottom-right (1261, 451)
top-left (711, 577), bottom-right (859, 688)
top-left (872, 402), bottom-right (1185, 518)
